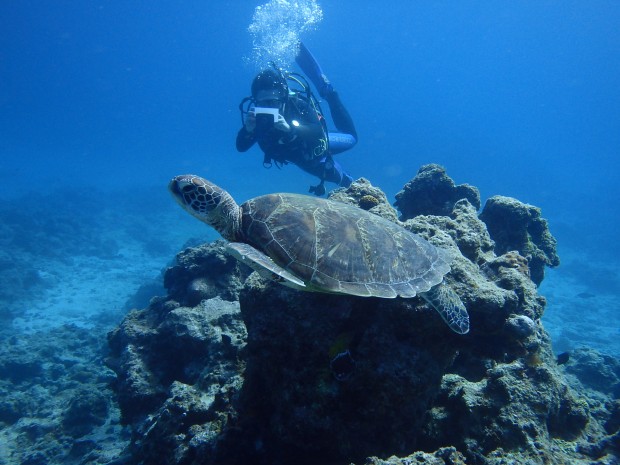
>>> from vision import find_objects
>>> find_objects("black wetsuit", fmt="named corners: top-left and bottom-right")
top-left (236, 91), bottom-right (356, 187)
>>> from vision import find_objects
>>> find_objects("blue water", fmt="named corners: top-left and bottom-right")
top-left (1, 1), bottom-right (619, 462)
top-left (1, 0), bottom-right (619, 334)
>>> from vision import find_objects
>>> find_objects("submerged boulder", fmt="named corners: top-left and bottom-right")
top-left (107, 166), bottom-right (618, 465)
top-left (395, 164), bottom-right (481, 219)
top-left (479, 195), bottom-right (560, 285)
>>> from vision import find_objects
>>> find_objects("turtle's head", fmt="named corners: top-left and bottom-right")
top-left (168, 175), bottom-right (240, 240)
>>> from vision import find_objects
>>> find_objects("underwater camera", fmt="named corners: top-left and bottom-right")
top-left (254, 107), bottom-right (279, 132)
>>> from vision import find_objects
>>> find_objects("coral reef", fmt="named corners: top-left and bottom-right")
top-left (106, 167), bottom-right (619, 465)
top-left (0, 325), bottom-right (128, 465)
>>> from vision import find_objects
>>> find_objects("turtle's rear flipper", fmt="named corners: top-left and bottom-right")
top-left (420, 282), bottom-right (470, 334)
top-left (227, 242), bottom-right (306, 290)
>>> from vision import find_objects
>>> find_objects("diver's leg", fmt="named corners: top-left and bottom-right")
top-left (295, 43), bottom-right (358, 148)
top-left (297, 156), bottom-right (353, 195)
top-left (336, 165), bottom-right (354, 187)
top-left (314, 156), bottom-right (353, 187)
top-left (295, 42), bottom-right (333, 97)
top-left (328, 132), bottom-right (357, 155)
top-left (323, 91), bottom-right (357, 142)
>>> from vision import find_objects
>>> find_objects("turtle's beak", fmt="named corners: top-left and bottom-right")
top-left (168, 178), bottom-right (181, 196)
top-left (168, 177), bottom-right (184, 205)
top-left (168, 175), bottom-right (196, 211)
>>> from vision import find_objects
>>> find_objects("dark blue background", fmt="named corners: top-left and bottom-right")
top-left (1, 1), bottom-right (619, 258)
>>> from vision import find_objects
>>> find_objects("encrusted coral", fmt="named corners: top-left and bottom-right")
top-left (482, 251), bottom-right (531, 279)
top-left (358, 194), bottom-right (380, 210)
top-left (329, 177), bottom-right (399, 222)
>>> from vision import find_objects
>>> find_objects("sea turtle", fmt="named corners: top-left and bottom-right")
top-left (169, 175), bottom-right (470, 334)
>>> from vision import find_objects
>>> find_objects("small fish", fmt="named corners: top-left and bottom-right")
top-left (556, 352), bottom-right (570, 365)
top-left (576, 292), bottom-right (595, 299)
top-left (330, 350), bottom-right (356, 381)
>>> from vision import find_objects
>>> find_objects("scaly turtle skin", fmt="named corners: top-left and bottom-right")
top-left (169, 175), bottom-right (469, 334)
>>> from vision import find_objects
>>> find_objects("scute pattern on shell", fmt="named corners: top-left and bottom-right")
top-left (239, 193), bottom-right (452, 298)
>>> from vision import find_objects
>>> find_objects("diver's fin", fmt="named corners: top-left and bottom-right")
top-left (295, 42), bottom-right (333, 97)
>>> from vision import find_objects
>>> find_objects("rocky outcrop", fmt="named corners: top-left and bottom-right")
top-left (107, 167), bottom-right (618, 465)
top-left (479, 195), bottom-right (560, 285)
top-left (394, 164), bottom-right (481, 219)
top-left (329, 177), bottom-right (400, 223)
top-left (163, 240), bottom-right (252, 305)
top-left (564, 348), bottom-right (620, 398)
top-left (106, 242), bottom-right (248, 464)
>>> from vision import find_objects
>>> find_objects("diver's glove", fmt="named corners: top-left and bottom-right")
top-left (274, 113), bottom-right (290, 132)
top-left (309, 180), bottom-right (326, 196)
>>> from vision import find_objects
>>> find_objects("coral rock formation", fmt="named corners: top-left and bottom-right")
top-left (479, 195), bottom-right (560, 285)
top-left (395, 164), bottom-right (481, 219)
top-left (329, 176), bottom-right (400, 222)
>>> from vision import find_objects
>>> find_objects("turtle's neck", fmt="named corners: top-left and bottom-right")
top-left (211, 193), bottom-right (241, 242)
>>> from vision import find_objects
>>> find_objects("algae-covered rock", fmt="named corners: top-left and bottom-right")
top-left (106, 243), bottom-right (247, 463)
top-left (328, 177), bottom-right (400, 223)
top-left (163, 240), bottom-right (251, 305)
top-left (479, 195), bottom-right (560, 285)
top-left (564, 348), bottom-right (620, 397)
top-left (396, 198), bottom-right (495, 266)
top-left (427, 352), bottom-right (591, 462)
top-left (107, 294), bottom-right (245, 428)
top-left (62, 386), bottom-right (109, 437)
top-left (227, 277), bottom-right (460, 463)
top-left (395, 164), bottom-right (481, 219)
top-left (364, 447), bottom-right (466, 464)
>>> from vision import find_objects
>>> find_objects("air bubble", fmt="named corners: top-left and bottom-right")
top-left (247, 0), bottom-right (323, 71)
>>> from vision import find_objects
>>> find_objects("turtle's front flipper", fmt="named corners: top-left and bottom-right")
top-left (227, 242), bottom-right (306, 290)
top-left (420, 282), bottom-right (470, 334)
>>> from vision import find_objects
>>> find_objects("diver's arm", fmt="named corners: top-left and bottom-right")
top-left (236, 127), bottom-right (256, 152)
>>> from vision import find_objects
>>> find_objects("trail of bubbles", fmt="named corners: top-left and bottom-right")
top-left (247, 0), bottom-right (323, 71)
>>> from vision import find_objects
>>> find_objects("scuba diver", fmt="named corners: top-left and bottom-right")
top-left (236, 42), bottom-right (358, 196)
